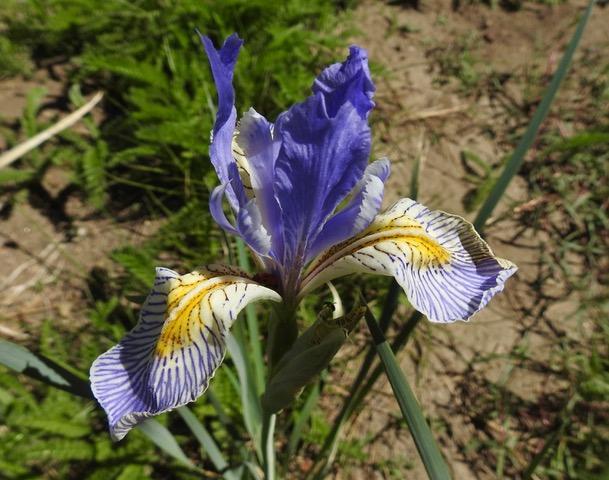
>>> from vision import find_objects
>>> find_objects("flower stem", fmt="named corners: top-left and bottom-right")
top-left (262, 409), bottom-right (276, 480)
top-left (267, 302), bottom-right (298, 371)
top-left (262, 302), bottom-right (298, 478)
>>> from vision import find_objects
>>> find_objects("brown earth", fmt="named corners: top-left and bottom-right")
top-left (320, 1), bottom-right (609, 479)
top-left (1, 1), bottom-right (608, 479)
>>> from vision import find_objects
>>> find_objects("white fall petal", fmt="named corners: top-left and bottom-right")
top-left (90, 265), bottom-right (281, 440)
top-left (301, 198), bottom-right (517, 323)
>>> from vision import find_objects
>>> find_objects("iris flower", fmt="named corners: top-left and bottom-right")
top-left (90, 34), bottom-right (517, 441)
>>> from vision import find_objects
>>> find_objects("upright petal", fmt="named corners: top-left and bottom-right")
top-left (200, 33), bottom-right (246, 210)
top-left (90, 265), bottom-right (281, 440)
top-left (307, 158), bottom-right (390, 261)
top-left (301, 199), bottom-right (517, 323)
top-left (312, 45), bottom-right (375, 118)
top-left (273, 47), bottom-right (374, 270)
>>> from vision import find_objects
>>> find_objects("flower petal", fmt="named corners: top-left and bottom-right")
top-left (90, 265), bottom-right (281, 440)
top-left (312, 45), bottom-right (375, 118)
top-left (209, 183), bottom-right (239, 235)
top-left (307, 158), bottom-right (390, 261)
top-left (273, 46), bottom-right (374, 266)
top-left (236, 199), bottom-right (272, 256)
top-left (200, 33), bottom-right (246, 210)
top-left (301, 198), bottom-right (517, 323)
top-left (210, 182), bottom-right (272, 258)
top-left (236, 108), bottom-right (284, 259)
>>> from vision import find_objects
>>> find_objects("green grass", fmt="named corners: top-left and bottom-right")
top-left (0, 0), bottom-right (356, 478)
top-left (520, 127), bottom-right (609, 289)
top-left (0, 0), bottom-right (351, 214)
top-left (425, 4), bottom-right (609, 475)
top-left (429, 32), bottom-right (483, 92)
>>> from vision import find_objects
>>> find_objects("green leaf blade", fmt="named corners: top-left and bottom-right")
top-left (136, 418), bottom-right (194, 469)
top-left (474, 0), bottom-right (597, 232)
top-left (363, 305), bottom-right (451, 480)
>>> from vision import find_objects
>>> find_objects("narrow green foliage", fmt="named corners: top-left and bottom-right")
top-left (474, 0), bottom-right (597, 232)
top-left (520, 127), bottom-right (609, 286)
top-left (262, 305), bottom-right (364, 414)
top-left (137, 419), bottom-right (195, 469)
top-left (111, 247), bottom-right (157, 289)
top-left (430, 32), bottom-right (482, 92)
top-left (363, 304), bottom-right (452, 480)
top-left (80, 141), bottom-right (109, 209)
top-left (460, 150), bottom-right (502, 213)
top-left (288, 380), bottom-right (323, 457)
top-left (0, 35), bottom-right (32, 77)
top-left (177, 407), bottom-right (240, 480)
top-left (0, 339), bottom-right (92, 398)
top-left (236, 238), bottom-right (266, 395)
top-left (0, 0), bottom-right (350, 215)
top-left (21, 417), bottom-right (92, 438)
top-left (0, 167), bottom-right (35, 185)
top-left (226, 335), bottom-right (263, 461)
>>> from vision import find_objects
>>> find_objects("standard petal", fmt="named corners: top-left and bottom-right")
top-left (301, 198), bottom-right (517, 323)
top-left (272, 46), bottom-right (375, 271)
top-left (307, 158), bottom-right (390, 261)
top-left (210, 183), bottom-right (273, 258)
top-left (200, 33), bottom-right (247, 210)
top-left (312, 46), bottom-right (375, 118)
top-left (90, 265), bottom-right (281, 440)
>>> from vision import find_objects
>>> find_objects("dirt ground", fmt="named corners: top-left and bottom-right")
top-left (325, 1), bottom-right (609, 479)
top-left (1, 0), bottom-right (608, 478)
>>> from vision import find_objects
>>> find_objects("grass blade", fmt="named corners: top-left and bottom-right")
top-left (312, 144), bottom-right (422, 476)
top-left (235, 238), bottom-right (265, 395)
top-left (177, 407), bottom-right (241, 480)
top-left (363, 304), bottom-right (451, 480)
top-left (137, 418), bottom-right (194, 469)
top-left (0, 339), bottom-right (92, 398)
top-left (1, 342), bottom-right (204, 472)
top-left (473, 0), bottom-right (596, 232)
top-left (314, 5), bottom-right (597, 471)
top-left (226, 334), bottom-right (263, 461)
top-left (261, 410), bottom-right (276, 480)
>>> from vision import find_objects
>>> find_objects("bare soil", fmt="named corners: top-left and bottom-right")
top-left (320, 1), bottom-right (609, 479)
top-left (1, 1), bottom-right (608, 478)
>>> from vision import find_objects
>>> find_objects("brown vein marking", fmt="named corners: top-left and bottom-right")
top-left (307, 219), bottom-right (424, 274)
top-left (155, 281), bottom-right (233, 358)
top-left (347, 234), bottom-right (451, 268)
top-left (305, 225), bottom-right (450, 283)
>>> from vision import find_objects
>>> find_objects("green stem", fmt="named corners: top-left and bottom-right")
top-left (315, 280), bottom-right (401, 459)
top-left (313, 309), bottom-right (422, 479)
top-left (235, 239), bottom-right (266, 394)
top-left (267, 302), bottom-right (298, 371)
top-left (262, 409), bottom-right (276, 480)
top-left (262, 302), bottom-right (298, 478)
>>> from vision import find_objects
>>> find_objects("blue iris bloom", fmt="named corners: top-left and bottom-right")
top-left (204, 34), bottom-right (386, 301)
top-left (90, 34), bottom-right (517, 441)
